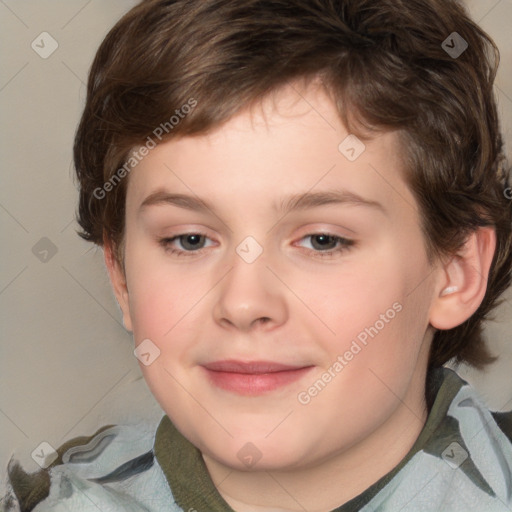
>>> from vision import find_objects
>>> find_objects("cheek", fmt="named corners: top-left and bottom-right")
top-left (125, 260), bottom-right (216, 366)
top-left (316, 260), bottom-right (405, 339)
top-left (126, 270), bottom-right (172, 338)
top-left (124, 242), bottom-right (192, 335)
top-left (313, 240), bottom-right (431, 365)
top-left (129, 271), bottom-right (182, 346)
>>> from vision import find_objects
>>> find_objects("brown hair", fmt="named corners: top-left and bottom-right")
top-left (74, 0), bottom-right (512, 369)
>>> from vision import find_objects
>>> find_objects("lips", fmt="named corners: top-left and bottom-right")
top-left (201, 359), bottom-right (314, 395)
top-left (203, 360), bottom-right (307, 373)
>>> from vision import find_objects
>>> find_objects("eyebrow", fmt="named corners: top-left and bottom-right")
top-left (138, 189), bottom-right (386, 216)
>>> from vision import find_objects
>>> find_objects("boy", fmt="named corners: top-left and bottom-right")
top-left (2, 0), bottom-right (512, 510)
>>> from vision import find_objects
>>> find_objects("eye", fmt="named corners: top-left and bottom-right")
top-left (296, 233), bottom-right (355, 258)
top-left (158, 231), bottom-right (355, 259)
top-left (159, 232), bottom-right (215, 256)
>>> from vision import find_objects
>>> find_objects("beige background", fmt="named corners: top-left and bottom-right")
top-left (1, 0), bottom-right (511, 484)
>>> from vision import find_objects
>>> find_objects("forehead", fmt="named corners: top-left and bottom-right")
top-left (125, 83), bottom-right (418, 223)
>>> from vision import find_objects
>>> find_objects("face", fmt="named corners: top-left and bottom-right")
top-left (113, 83), bottom-right (440, 472)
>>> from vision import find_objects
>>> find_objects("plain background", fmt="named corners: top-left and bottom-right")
top-left (1, 0), bottom-right (512, 485)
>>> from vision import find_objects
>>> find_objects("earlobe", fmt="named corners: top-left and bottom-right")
top-left (429, 227), bottom-right (496, 330)
top-left (103, 237), bottom-right (133, 332)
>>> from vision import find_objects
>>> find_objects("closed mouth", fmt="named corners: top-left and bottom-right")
top-left (201, 360), bottom-right (315, 395)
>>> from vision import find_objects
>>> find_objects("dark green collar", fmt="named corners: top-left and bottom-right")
top-left (153, 367), bottom-right (469, 511)
top-left (154, 413), bottom-right (236, 511)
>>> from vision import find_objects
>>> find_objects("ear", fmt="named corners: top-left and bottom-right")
top-left (103, 236), bottom-right (133, 332)
top-left (429, 227), bottom-right (496, 330)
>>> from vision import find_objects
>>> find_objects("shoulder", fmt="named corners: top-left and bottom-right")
top-left (1, 418), bottom-right (180, 512)
top-left (361, 368), bottom-right (512, 511)
top-left (420, 371), bottom-right (512, 509)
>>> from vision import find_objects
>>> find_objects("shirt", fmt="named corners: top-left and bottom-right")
top-left (2, 367), bottom-right (512, 511)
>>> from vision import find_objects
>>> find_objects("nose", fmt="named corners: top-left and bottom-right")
top-left (212, 250), bottom-right (288, 332)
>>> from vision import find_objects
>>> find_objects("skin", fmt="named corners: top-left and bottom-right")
top-left (105, 81), bottom-right (496, 511)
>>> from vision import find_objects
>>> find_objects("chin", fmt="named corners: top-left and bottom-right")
top-left (201, 432), bottom-right (314, 472)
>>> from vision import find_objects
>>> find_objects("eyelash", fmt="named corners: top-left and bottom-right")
top-left (158, 231), bottom-right (355, 259)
